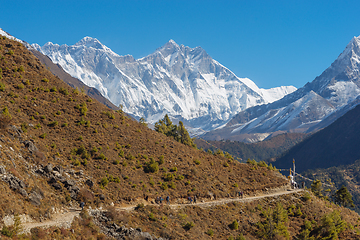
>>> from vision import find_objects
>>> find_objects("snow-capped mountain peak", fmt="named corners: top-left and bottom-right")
top-left (74, 36), bottom-right (106, 50)
top-left (32, 37), bottom-right (296, 132)
top-left (203, 35), bottom-right (360, 142)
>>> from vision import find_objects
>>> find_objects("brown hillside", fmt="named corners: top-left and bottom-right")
top-left (0, 35), bottom-right (287, 216)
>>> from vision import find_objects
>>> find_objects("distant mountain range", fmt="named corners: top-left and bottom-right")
top-left (32, 38), bottom-right (296, 132)
top-left (203, 36), bottom-right (360, 142)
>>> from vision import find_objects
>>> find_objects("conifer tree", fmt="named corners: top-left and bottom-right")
top-left (155, 115), bottom-right (196, 148)
top-left (311, 180), bottom-right (323, 198)
top-left (334, 185), bottom-right (354, 208)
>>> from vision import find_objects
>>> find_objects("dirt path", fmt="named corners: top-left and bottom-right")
top-left (19, 188), bottom-right (303, 233)
top-left (116, 188), bottom-right (304, 211)
top-left (20, 208), bottom-right (81, 234)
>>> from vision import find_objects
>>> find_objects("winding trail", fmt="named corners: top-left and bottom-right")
top-left (19, 188), bottom-right (303, 233)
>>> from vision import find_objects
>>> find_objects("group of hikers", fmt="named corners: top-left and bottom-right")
top-left (155, 196), bottom-right (170, 205)
top-left (291, 180), bottom-right (305, 189)
top-left (187, 195), bottom-right (197, 204)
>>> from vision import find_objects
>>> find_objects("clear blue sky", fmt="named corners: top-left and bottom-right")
top-left (1, 0), bottom-right (359, 89)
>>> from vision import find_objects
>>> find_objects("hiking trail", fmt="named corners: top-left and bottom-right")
top-left (19, 188), bottom-right (303, 233)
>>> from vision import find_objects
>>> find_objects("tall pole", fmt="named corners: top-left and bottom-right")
top-left (293, 159), bottom-right (295, 182)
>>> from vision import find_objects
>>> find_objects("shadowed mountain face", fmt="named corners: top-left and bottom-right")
top-left (32, 38), bottom-right (295, 132)
top-left (203, 36), bottom-right (360, 142)
top-left (274, 104), bottom-right (360, 173)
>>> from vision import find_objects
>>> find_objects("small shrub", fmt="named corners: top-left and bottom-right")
top-left (158, 155), bottom-right (165, 165)
top-left (163, 173), bottom-right (174, 182)
top-left (183, 221), bottom-right (195, 230)
top-left (144, 159), bottom-right (159, 173)
top-left (118, 149), bottom-right (125, 158)
top-left (258, 161), bottom-right (268, 168)
top-left (135, 203), bottom-right (145, 210)
top-left (59, 87), bottom-right (69, 95)
top-left (76, 102), bottom-right (88, 116)
top-left (229, 220), bottom-right (239, 230)
top-left (194, 159), bottom-right (201, 165)
top-left (176, 175), bottom-right (184, 180)
top-left (20, 122), bottom-right (28, 132)
top-left (72, 158), bottom-right (81, 166)
top-left (100, 177), bottom-right (109, 188)
top-left (102, 111), bottom-right (115, 119)
top-left (98, 153), bottom-right (107, 160)
top-left (2, 106), bottom-right (11, 119)
top-left (42, 78), bottom-right (49, 83)
top-left (48, 121), bottom-right (58, 127)
top-left (149, 213), bottom-right (156, 221)
top-left (302, 191), bottom-right (312, 202)
top-left (168, 182), bottom-right (176, 189)
top-left (39, 133), bottom-right (47, 139)
top-left (0, 82), bottom-right (5, 91)
top-left (206, 229), bottom-right (214, 236)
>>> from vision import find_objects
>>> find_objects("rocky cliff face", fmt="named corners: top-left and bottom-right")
top-left (203, 36), bottom-right (360, 141)
top-left (32, 38), bottom-right (295, 131)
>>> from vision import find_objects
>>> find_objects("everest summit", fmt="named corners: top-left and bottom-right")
top-left (32, 38), bottom-right (296, 132)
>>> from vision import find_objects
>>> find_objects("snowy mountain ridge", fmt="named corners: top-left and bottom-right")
top-left (202, 35), bottom-right (360, 142)
top-left (32, 37), bottom-right (296, 131)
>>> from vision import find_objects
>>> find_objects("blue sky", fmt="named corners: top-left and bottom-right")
top-left (1, 0), bottom-right (360, 89)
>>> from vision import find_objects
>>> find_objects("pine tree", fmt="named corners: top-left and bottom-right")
top-left (257, 203), bottom-right (289, 239)
top-left (334, 185), bottom-right (354, 208)
top-left (155, 115), bottom-right (196, 148)
top-left (311, 180), bottom-right (323, 198)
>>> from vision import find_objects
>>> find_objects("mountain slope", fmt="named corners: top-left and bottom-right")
top-left (32, 38), bottom-right (296, 131)
top-left (195, 132), bottom-right (309, 162)
top-left (204, 35), bottom-right (360, 141)
top-left (274, 104), bottom-right (360, 173)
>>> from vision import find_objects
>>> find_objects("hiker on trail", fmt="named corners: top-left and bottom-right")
top-left (80, 202), bottom-right (85, 211)
top-left (194, 195), bottom-right (197, 204)
top-left (188, 196), bottom-right (193, 204)
top-left (302, 182), bottom-right (305, 189)
top-left (160, 196), bottom-right (163, 205)
top-left (166, 196), bottom-right (170, 204)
